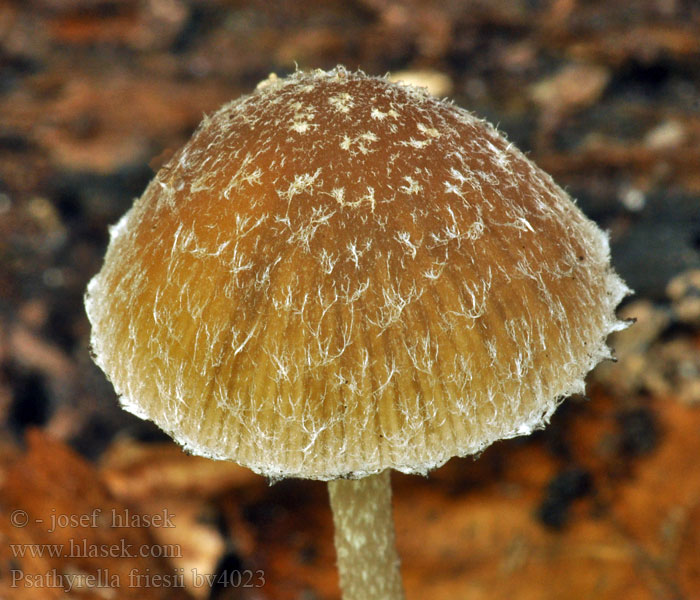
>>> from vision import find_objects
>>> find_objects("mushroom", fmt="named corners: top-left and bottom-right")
top-left (85, 67), bottom-right (630, 599)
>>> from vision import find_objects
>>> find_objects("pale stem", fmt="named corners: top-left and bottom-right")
top-left (327, 470), bottom-right (405, 600)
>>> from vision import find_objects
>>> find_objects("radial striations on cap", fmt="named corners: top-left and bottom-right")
top-left (85, 67), bottom-right (630, 480)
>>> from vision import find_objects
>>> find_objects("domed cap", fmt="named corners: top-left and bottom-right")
top-left (86, 68), bottom-right (629, 480)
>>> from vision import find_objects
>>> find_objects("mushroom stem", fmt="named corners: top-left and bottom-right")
top-left (328, 470), bottom-right (405, 600)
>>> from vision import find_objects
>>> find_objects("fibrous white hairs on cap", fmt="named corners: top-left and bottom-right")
top-left (85, 68), bottom-right (631, 481)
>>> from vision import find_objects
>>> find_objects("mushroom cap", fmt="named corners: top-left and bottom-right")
top-left (86, 68), bottom-right (629, 480)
